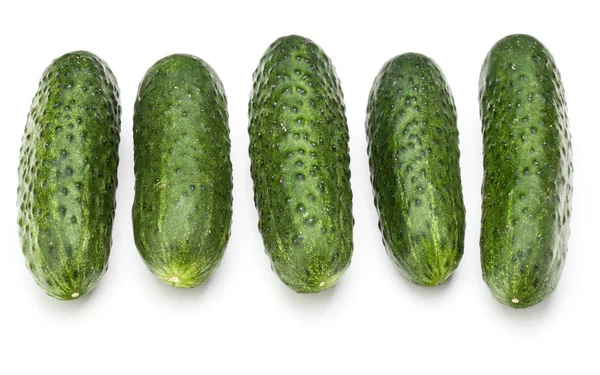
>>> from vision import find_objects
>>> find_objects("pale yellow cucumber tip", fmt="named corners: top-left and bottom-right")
top-left (71, 292), bottom-right (79, 298)
top-left (512, 298), bottom-right (520, 304)
top-left (319, 281), bottom-right (325, 287)
top-left (168, 276), bottom-right (181, 284)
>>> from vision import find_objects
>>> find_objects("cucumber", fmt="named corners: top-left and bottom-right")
top-left (479, 34), bottom-right (573, 308)
top-left (17, 51), bottom-right (120, 300)
top-left (132, 54), bottom-right (232, 288)
top-left (249, 35), bottom-right (353, 293)
top-left (366, 53), bottom-right (465, 286)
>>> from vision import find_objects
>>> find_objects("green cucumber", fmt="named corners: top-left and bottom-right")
top-left (366, 53), bottom-right (465, 286)
top-left (132, 54), bottom-right (232, 288)
top-left (249, 35), bottom-right (353, 293)
top-left (479, 34), bottom-right (573, 308)
top-left (17, 51), bottom-right (120, 300)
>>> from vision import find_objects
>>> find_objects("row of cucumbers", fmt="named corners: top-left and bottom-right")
top-left (18, 34), bottom-right (572, 308)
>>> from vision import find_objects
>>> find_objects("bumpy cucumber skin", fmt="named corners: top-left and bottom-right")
top-left (249, 35), bottom-right (353, 293)
top-left (366, 53), bottom-right (465, 286)
top-left (18, 51), bottom-right (120, 300)
top-left (133, 54), bottom-right (232, 288)
top-left (480, 34), bottom-right (573, 308)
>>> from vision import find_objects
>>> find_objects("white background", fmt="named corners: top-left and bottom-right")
top-left (1, 0), bottom-right (598, 373)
